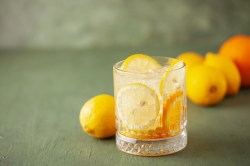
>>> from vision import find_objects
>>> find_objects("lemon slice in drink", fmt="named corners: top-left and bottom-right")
top-left (121, 54), bottom-right (161, 73)
top-left (162, 90), bottom-right (184, 136)
top-left (160, 60), bottom-right (185, 136)
top-left (117, 83), bottom-right (160, 130)
top-left (159, 60), bottom-right (185, 95)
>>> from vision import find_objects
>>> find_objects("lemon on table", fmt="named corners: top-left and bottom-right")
top-left (186, 65), bottom-right (227, 106)
top-left (117, 83), bottom-right (159, 130)
top-left (204, 52), bottom-right (241, 96)
top-left (177, 52), bottom-right (204, 71)
top-left (79, 94), bottom-right (116, 138)
top-left (121, 54), bottom-right (161, 73)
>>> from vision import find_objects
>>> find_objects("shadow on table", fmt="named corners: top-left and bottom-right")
top-left (177, 131), bottom-right (250, 158)
top-left (219, 88), bottom-right (250, 108)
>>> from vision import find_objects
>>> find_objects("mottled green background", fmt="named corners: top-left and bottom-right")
top-left (0, 0), bottom-right (250, 50)
top-left (1, 1), bottom-right (250, 165)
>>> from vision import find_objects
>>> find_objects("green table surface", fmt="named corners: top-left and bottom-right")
top-left (1, 45), bottom-right (250, 166)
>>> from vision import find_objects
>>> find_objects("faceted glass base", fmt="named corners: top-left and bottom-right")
top-left (116, 129), bottom-right (187, 156)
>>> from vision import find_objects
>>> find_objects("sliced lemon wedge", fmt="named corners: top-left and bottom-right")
top-left (117, 83), bottom-right (160, 130)
top-left (159, 60), bottom-right (185, 95)
top-left (121, 54), bottom-right (161, 73)
top-left (162, 90), bottom-right (184, 136)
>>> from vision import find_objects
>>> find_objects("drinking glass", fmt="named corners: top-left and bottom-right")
top-left (113, 57), bottom-right (187, 156)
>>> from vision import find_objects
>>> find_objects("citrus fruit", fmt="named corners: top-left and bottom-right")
top-left (162, 90), bottom-right (184, 136)
top-left (177, 52), bottom-right (204, 71)
top-left (79, 94), bottom-right (116, 138)
top-left (204, 52), bottom-right (241, 96)
top-left (219, 35), bottom-right (250, 87)
top-left (160, 61), bottom-right (185, 136)
top-left (121, 54), bottom-right (161, 73)
top-left (186, 65), bottom-right (227, 106)
top-left (116, 83), bottom-right (159, 130)
top-left (159, 60), bottom-right (185, 95)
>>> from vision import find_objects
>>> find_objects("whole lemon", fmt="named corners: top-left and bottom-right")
top-left (204, 52), bottom-right (241, 96)
top-left (177, 52), bottom-right (204, 71)
top-left (187, 65), bottom-right (227, 106)
top-left (79, 94), bottom-right (116, 138)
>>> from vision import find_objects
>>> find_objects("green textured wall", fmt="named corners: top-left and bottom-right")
top-left (0, 0), bottom-right (250, 49)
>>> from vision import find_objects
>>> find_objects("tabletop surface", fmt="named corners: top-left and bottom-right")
top-left (0, 45), bottom-right (250, 166)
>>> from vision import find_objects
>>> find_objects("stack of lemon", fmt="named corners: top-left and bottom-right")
top-left (178, 51), bottom-right (240, 106)
top-left (180, 35), bottom-right (250, 106)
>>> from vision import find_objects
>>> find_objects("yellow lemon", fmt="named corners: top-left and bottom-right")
top-left (186, 65), bottom-right (227, 106)
top-left (177, 52), bottom-right (204, 71)
top-left (121, 54), bottom-right (161, 73)
top-left (162, 90), bottom-right (184, 136)
top-left (79, 94), bottom-right (116, 138)
top-left (159, 60), bottom-right (185, 95)
top-left (117, 83), bottom-right (159, 130)
top-left (204, 52), bottom-right (241, 96)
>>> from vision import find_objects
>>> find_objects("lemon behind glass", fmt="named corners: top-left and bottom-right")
top-left (177, 52), bottom-right (204, 71)
top-left (204, 52), bottom-right (241, 96)
top-left (186, 65), bottom-right (227, 106)
top-left (79, 94), bottom-right (116, 138)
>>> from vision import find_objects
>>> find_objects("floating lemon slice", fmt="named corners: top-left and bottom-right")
top-left (121, 54), bottom-right (161, 73)
top-left (159, 60), bottom-right (185, 95)
top-left (162, 90), bottom-right (184, 136)
top-left (117, 83), bottom-right (160, 130)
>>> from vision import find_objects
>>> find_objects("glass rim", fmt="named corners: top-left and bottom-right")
top-left (113, 56), bottom-right (186, 74)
